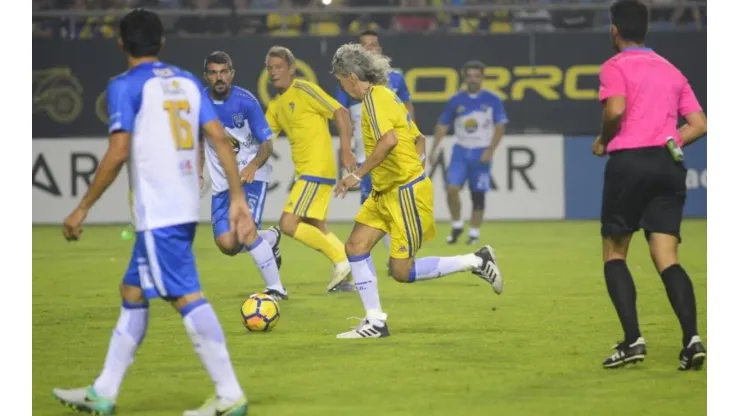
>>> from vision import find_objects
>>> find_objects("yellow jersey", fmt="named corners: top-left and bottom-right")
top-left (361, 85), bottom-right (424, 192)
top-left (265, 79), bottom-right (340, 182)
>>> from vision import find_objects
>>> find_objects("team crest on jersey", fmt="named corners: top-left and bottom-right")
top-left (289, 102), bottom-right (295, 112)
top-left (179, 159), bottom-right (194, 175)
top-left (456, 106), bottom-right (465, 114)
top-left (232, 113), bottom-right (245, 128)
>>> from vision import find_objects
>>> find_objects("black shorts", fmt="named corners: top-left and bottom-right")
top-left (601, 146), bottom-right (687, 241)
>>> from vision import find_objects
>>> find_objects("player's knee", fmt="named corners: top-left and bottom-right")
top-left (471, 191), bottom-right (485, 211)
top-left (119, 283), bottom-right (146, 304)
top-left (602, 234), bottom-right (631, 263)
top-left (647, 232), bottom-right (679, 273)
top-left (345, 239), bottom-right (365, 258)
top-left (171, 292), bottom-right (205, 312)
top-left (279, 214), bottom-right (299, 237)
top-left (215, 235), bottom-right (240, 256)
top-left (446, 185), bottom-right (461, 195)
top-left (388, 260), bottom-right (413, 283)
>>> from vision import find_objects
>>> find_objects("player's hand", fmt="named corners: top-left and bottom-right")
top-left (341, 149), bottom-right (357, 173)
top-left (592, 136), bottom-right (606, 157)
top-left (480, 148), bottom-right (495, 163)
top-left (228, 197), bottom-right (254, 244)
top-left (63, 206), bottom-right (88, 241)
top-left (334, 172), bottom-right (361, 199)
top-left (240, 163), bottom-right (258, 184)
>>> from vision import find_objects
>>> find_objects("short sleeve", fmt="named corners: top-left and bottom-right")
top-left (364, 91), bottom-right (395, 141)
top-left (265, 101), bottom-right (281, 136)
top-left (395, 74), bottom-right (411, 103)
top-left (489, 93), bottom-right (509, 124)
top-left (295, 81), bottom-right (342, 119)
top-left (335, 86), bottom-right (351, 108)
top-left (107, 77), bottom-right (136, 134)
top-left (199, 90), bottom-right (218, 127)
top-left (438, 96), bottom-right (457, 126)
top-left (599, 61), bottom-right (626, 102)
top-left (678, 81), bottom-right (703, 116)
top-left (244, 97), bottom-right (273, 143)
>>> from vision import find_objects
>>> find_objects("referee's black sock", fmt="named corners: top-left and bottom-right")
top-left (660, 264), bottom-right (698, 347)
top-left (604, 259), bottom-right (641, 344)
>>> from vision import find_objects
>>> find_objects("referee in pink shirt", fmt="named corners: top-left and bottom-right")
top-left (593, 0), bottom-right (707, 370)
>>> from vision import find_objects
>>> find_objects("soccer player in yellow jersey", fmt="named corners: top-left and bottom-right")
top-left (331, 44), bottom-right (504, 339)
top-left (264, 46), bottom-right (355, 292)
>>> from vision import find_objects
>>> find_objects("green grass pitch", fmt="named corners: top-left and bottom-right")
top-left (33, 220), bottom-right (707, 416)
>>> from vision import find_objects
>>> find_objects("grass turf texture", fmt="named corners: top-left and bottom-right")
top-left (33, 220), bottom-right (707, 416)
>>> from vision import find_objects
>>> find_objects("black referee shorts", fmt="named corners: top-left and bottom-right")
top-left (601, 146), bottom-right (687, 241)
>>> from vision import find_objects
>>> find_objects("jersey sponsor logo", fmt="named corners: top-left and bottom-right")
top-left (463, 118), bottom-right (478, 133)
top-left (289, 102), bottom-right (295, 112)
top-left (232, 113), bottom-right (245, 128)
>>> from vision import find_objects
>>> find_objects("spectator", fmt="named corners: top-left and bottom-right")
top-left (348, 0), bottom-right (396, 31)
top-left (512, 0), bottom-right (554, 32)
top-left (232, 0), bottom-right (267, 34)
top-left (550, 0), bottom-right (596, 30)
top-left (175, 0), bottom-right (229, 36)
top-left (33, 0), bottom-right (57, 38)
top-left (59, 0), bottom-right (117, 39)
top-left (394, 0), bottom-right (437, 32)
top-left (266, 0), bottom-right (306, 36)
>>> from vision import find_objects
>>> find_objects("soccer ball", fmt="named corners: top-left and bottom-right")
top-left (240, 293), bottom-right (280, 332)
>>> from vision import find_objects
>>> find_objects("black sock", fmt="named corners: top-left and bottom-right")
top-left (660, 264), bottom-right (698, 347)
top-left (604, 259), bottom-right (641, 344)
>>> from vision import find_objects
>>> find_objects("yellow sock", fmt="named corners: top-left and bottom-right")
top-left (294, 223), bottom-right (346, 264)
top-left (325, 232), bottom-right (347, 262)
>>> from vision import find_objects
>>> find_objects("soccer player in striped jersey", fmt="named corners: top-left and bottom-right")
top-left (264, 46), bottom-right (356, 292)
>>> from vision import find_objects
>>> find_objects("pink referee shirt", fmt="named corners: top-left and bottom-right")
top-left (598, 47), bottom-right (703, 153)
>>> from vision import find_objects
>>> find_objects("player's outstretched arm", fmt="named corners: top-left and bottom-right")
top-left (79, 132), bottom-right (130, 211)
top-left (62, 131), bottom-right (130, 241)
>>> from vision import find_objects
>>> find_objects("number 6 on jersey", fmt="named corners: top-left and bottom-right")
top-left (164, 99), bottom-right (194, 150)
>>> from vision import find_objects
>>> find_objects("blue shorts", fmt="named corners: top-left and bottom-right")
top-left (211, 181), bottom-right (268, 238)
top-left (122, 223), bottom-right (200, 300)
top-left (447, 144), bottom-right (492, 193)
top-left (358, 163), bottom-right (373, 203)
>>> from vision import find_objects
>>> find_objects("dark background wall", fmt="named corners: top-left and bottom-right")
top-left (32, 31), bottom-right (706, 138)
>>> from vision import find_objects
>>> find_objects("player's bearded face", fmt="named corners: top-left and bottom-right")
top-left (464, 69), bottom-right (483, 93)
top-left (205, 63), bottom-right (234, 96)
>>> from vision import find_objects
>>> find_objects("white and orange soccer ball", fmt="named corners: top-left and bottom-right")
top-left (240, 293), bottom-right (281, 332)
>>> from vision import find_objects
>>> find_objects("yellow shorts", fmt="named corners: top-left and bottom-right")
top-left (283, 177), bottom-right (334, 220)
top-left (355, 174), bottom-right (436, 259)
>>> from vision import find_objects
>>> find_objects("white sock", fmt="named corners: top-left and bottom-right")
top-left (382, 234), bottom-right (391, 251)
top-left (349, 254), bottom-right (386, 324)
top-left (452, 220), bottom-right (464, 229)
top-left (410, 254), bottom-right (482, 282)
top-left (182, 300), bottom-right (244, 402)
top-left (246, 236), bottom-right (285, 293)
top-left (93, 303), bottom-right (149, 399)
top-left (469, 228), bottom-right (480, 238)
top-left (258, 229), bottom-right (278, 248)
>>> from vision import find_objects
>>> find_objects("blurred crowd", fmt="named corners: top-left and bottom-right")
top-left (33, 0), bottom-right (706, 39)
